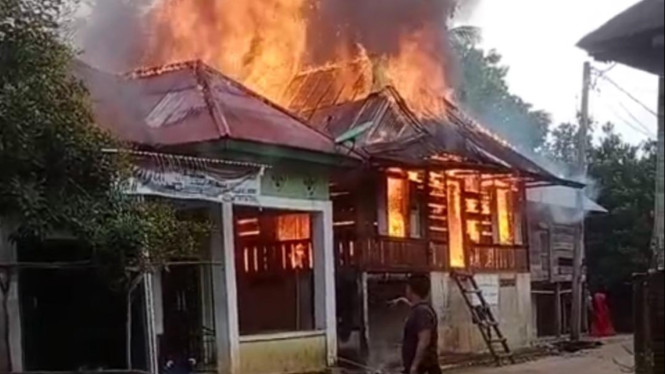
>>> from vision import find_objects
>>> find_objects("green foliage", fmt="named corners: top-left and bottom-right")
top-left (586, 124), bottom-right (655, 290)
top-left (1, 0), bottom-right (118, 238)
top-left (452, 28), bottom-right (551, 152)
top-left (544, 116), bottom-right (595, 174)
top-left (88, 196), bottom-right (211, 290)
top-left (1, 0), bottom-right (209, 276)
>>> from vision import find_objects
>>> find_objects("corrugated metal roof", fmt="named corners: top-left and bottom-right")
top-left (280, 62), bottom-right (580, 186)
top-left (527, 186), bottom-right (607, 213)
top-left (75, 60), bottom-right (347, 156)
top-left (578, 0), bottom-right (664, 75)
top-left (579, 0), bottom-right (664, 48)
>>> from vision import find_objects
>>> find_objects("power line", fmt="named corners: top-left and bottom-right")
top-left (617, 101), bottom-right (657, 138)
top-left (595, 73), bottom-right (658, 117)
top-left (602, 101), bottom-right (655, 139)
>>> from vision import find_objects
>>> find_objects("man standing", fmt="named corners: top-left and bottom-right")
top-left (401, 274), bottom-right (441, 374)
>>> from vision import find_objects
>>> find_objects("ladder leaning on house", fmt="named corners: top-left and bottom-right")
top-left (451, 270), bottom-right (516, 366)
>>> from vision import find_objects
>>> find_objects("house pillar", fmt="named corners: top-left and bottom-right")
top-left (210, 202), bottom-right (240, 374)
top-left (0, 221), bottom-right (23, 373)
top-left (143, 273), bottom-right (159, 373)
top-left (312, 203), bottom-right (337, 365)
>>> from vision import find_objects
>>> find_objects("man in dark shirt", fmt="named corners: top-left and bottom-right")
top-left (401, 274), bottom-right (441, 374)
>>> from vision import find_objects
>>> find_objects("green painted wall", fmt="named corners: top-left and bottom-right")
top-left (261, 167), bottom-right (329, 201)
top-left (239, 335), bottom-right (327, 374)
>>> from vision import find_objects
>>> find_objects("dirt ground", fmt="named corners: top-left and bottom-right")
top-left (453, 335), bottom-right (634, 374)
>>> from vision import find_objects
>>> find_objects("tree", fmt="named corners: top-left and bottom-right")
top-left (451, 29), bottom-right (551, 152)
top-left (544, 116), bottom-right (595, 175)
top-left (1, 1), bottom-right (208, 370)
top-left (586, 124), bottom-right (655, 291)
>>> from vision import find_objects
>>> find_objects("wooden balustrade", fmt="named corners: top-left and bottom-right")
top-left (336, 236), bottom-right (527, 273)
top-left (468, 244), bottom-right (529, 272)
top-left (336, 236), bottom-right (446, 272)
top-left (236, 237), bottom-right (528, 274)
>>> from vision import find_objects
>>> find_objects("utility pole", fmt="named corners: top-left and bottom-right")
top-left (571, 61), bottom-right (591, 342)
top-left (653, 76), bottom-right (664, 270)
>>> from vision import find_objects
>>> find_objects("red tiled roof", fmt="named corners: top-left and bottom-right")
top-left (75, 60), bottom-right (345, 156)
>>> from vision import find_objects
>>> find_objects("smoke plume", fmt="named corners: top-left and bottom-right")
top-left (73, 0), bottom-right (151, 72)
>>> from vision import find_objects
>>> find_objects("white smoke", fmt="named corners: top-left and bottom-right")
top-left (72, 0), bottom-right (152, 73)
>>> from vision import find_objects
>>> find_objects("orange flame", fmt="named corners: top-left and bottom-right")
top-left (447, 179), bottom-right (465, 268)
top-left (385, 28), bottom-right (450, 117)
top-left (143, 0), bottom-right (451, 117)
top-left (144, 0), bottom-right (308, 103)
top-left (496, 188), bottom-right (515, 245)
top-left (387, 176), bottom-right (408, 238)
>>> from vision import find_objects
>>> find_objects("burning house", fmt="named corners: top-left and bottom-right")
top-left (3, 0), bottom-right (589, 372)
top-left (272, 58), bottom-right (581, 365)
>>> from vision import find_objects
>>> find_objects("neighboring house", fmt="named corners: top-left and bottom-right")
top-left (579, 2), bottom-right (664, 372)
top-left (527, 186), bottom-right (606, 338)
top-left (278, 62), bottom-right (580, 366)
top-left (3, 60), bottom-right (358, 374)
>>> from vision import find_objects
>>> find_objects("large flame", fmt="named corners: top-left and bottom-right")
top-left (447, 179), bottom-right (465, 268)
top-left (143, 0), bottom-right (451, 116)
top-left (144, 0), bottom-right (308, 103)
top-left (384, 28), bottom-right (450, 117)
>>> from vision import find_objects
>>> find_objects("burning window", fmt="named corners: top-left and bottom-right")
top-left (496, 186), bottom-right (515, 245)
top-left (447, 179), bottom-right (465, 268)
top-left (234, 208), bottom-right (315, 336)
top-left (386, 171), bottom-right (424, 239)
top-left (276, 214), bottom-right (311, 241)
top-left (387, 176), bottom-right (408, 238)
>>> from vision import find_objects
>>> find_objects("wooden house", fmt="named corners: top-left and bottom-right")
top-left (278, 62), bottom-right (581, 364)
top-left (527, 186), bottom-right (606, 338)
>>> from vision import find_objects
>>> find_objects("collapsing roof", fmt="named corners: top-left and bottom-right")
top-left (74, 60), bottom-right (348, 157)
top-left (578, 0), bottom-right (664, 75)
top-left (280, 62), bottom-right (581, 188)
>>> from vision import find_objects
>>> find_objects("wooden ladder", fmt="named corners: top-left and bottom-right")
top-left (451, 270), bottom-right (515, 366)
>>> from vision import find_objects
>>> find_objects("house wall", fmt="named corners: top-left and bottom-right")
top-left (360, 271), bottom-right (533, 366)
top-left (261, 167), bottom-right (329, 201)
top-left (433, 272), bottom-right (533, 354)
top-left (238, 333), bottom-right (327, 374)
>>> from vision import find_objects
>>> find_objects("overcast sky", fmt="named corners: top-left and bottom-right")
top-left (462, 0), bottom-right (660, 145)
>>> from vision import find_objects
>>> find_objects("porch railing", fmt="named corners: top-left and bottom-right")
top-left (468, 244), bottom-right (529, 272)
top-left (336, 236), bottom-right (446, 272)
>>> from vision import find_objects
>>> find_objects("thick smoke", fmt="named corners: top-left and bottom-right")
top-left (73, 0), bottom-right (151, 73)
top-left (307, 0), bottom-right (458, 81)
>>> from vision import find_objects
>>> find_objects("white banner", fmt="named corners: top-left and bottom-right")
top-left (127, 166), bottom-right (261, 204)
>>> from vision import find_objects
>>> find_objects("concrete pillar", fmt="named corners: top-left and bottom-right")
top-left (312, 203), bottom-right (337, 366)
top-left (143, 274), bottom-right (159, 373)
top-left (430, 272), bottom-right (449, 353)
top-left (210, 203), bottom-right (240, 374)
top-left (0, 221), bottom-right (23, 372)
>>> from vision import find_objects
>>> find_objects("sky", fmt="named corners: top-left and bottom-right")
top-left (462, 0), bottom-right (660, 145)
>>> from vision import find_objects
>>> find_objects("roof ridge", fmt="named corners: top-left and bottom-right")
top-left (196, 63), bottom-right (343, 148)
top-left (193, 61), bottom-right (232, 138)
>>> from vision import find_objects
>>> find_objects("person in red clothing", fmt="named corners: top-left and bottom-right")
top-left (591, 292), bottom-right (616, 337)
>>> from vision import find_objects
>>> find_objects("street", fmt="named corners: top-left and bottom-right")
top-left (454, 336), bottom-right (634, 374)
